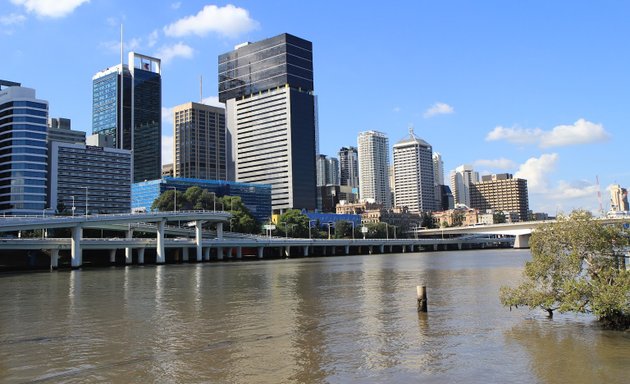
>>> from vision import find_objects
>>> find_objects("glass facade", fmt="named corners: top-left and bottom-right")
top-left (218, 34), bottom-right (314, 102)
top-left (92, 53), bottom-right (161, 183)
top-left (220, 33), bottom-right (318, 212)
top-left (132, 177), bottom-right (272, 223)
top-left (0, 86), bottom-right (48, 215)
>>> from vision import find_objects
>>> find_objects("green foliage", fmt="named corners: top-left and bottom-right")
top-left (332, 220), bottom-right (360, 239)
top-left (451, 211), bottom-right (464, 227)
top-left (500, 210), bottom-right (630, 329)
top-left (151, 188), bottom-right (259, 234)
top-left (421, 212), bottom-right (436, 229)
top-left (493, 210), bottom-right (507, 224)
top-left (220, 196), bottom-right (259, 234)
top-left (276, 209), bottom-right (310, 238)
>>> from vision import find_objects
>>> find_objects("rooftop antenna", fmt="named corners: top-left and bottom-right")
top-left (119, 24), bottom-right (124, 150)
top-left (408, 124), bottom-right (414, 138)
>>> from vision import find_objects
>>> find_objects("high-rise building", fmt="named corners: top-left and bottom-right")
top-left (432, 152), bottom-right (444, 186)
top-left (219, 33), bottom-right (317, 212)
top-left (47, 118), bottom-right (85, 144)
top-left (339, 146), bottom-right (359, 188)
top-left (450, 164), bottom-right (479, 207)
top-left (469, 173), bottom-right (529, 221)
top-left (49, 142), bottom-right (132, 215)
top-left (610, 184), bottom-right (629, 212)
top-left (92, 52), bottom-right (161, 183)
top-left (393, 128), bottom-right (435, 213)
top-left (316, 154), bottom-right (339, 186)
top-left (173, 102), bottom-right (226, 180)
top-left (0, 81), bottom-right (49, 215)
top-left (357, 130), bottom-right (391, 207)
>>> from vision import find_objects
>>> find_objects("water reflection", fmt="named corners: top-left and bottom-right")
top-left (0, 250), bottom-right (628, 383)
top-left (505, 317), bottom-right (630, 383)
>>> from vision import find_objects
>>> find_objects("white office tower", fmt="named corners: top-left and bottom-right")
top-left (393, 128), bottom-right (435, 213)
top-left (432, 152), bottom-right (444, 185)
top-left (450, 164), bottom-right (479, 207)
top-left (357, 130), bottom-right (391, 208)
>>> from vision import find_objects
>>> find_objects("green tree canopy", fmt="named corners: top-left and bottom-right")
top-left (500, 210), bottom-right (630, 330)
top-left (277, 209), bottom-right (310, 238)
top-left (220, 195), bottom-right (259, 234)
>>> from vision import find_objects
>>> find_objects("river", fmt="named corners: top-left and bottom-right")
top-left (0, 249), bottom-right (628, 383)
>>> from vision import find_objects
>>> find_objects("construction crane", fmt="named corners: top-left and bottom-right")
top-left (596, 175), bottom-right (604, 217)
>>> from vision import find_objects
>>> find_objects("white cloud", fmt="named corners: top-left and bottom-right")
top-left (514, 153), bottom-right (559, 193)
top-left (423, 102), bottom-right (454, 118)
top-left (473, 158), bottom-right (516, 170)
top-left (154, 42), bottom-right (193, 63)
top-left (201, 96), bottom-right (224, 108)
top-left (162, 135), bottom-right (173, 166)
top-left (171, 2), bottom-right (181, 10)
top-left (0, 13), bottom-right (27, 26)
top-left (11, 0), bottom-right (89, 18)
top-left (393, 106), bottom-right (401, 113)
top-left (486, 119), bottom-right (610, 148)
top-left (162, 106), bottom-right (174, 126)
top-left (163, 4), bottom-right (258, 38)
top-left (539, 118), bottom-right (610, 148)
top-left (127, 37), bottom-right (141, 52)
top-left (485, 125), bottom-right (542, 145)
top-left (147, 29), bottom-right (159, 48)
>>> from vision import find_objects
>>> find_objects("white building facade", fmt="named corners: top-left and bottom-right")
top-left (393, 129), bottom-right (435, 213)
top-left (357, 130), bottom-right (391, 208)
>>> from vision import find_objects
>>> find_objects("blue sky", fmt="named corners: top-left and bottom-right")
top-left (3, 0), bottom-right (629, 215)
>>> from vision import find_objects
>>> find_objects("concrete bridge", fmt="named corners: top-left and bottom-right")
top-left (0, 212), bottom-right (512, 269)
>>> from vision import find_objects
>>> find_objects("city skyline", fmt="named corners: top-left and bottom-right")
top-left (4, 1), bottom-right (630, 215)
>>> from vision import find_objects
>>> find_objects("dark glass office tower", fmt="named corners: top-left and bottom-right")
top-left (92, 52), bottom-right (161, 183)
top-left (219, 33), bottom-right (317, 212)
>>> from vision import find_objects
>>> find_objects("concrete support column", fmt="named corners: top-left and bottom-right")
top-left (236, 247), bottom-right (242, 259)
top-left (216, 222), bottom-right (223, 239)
top-left (303, 246), bottom-right (309, 256)
top-left (125, 229), bottom-right (134, 264)
top-left (389, 245), bottom-right (393, 252)
top-left (331, 246), bottom-right (336, 255)
top-left (182, 247), bottom-right (189, 262)
top-left (71, 225), bottom-right (82, 268)
top-left (344, 245), bottom-right (349, 255)
top-left (217, 247), bottom-right (224, 260)
top-left (402, 245), bottom-right (406, 253)
top-left (109, 249), bottom-right (117, 264)
top-left (156, 220), bottom-right (166, 264)
top-left (322, 246), bottom-right (327, 256)
top-left (379, 245), bottom-right (385, 253)
top-left (368, 246), bottom-right (373, 254)
top-left (227, 247), bottom-right (233, 259)
top-left (195, 220), bottom-right (204, 262)
top-left (514, 234), bottom-right (531, 249)
top-left (410, 245), bottom-right (415, 252)
top-left (257, 247), bottom-right (264, 259)
top-left (433, 244), bottom-right (437, 251)
top-left (203, 247), bottom-right (210, 261)
top-left (137, 248), bottom-right (145, 264)
top-left (50, 249), bottom-right (59, 270)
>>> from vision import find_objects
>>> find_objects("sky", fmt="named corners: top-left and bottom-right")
top-left (3, 0), bottom-right (629, 216)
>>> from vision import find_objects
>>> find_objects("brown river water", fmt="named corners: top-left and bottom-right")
top-left (0, 249), bottom-right (628, 383)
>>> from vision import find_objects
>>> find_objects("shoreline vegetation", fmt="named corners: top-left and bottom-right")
top-left (500, 210), bottom-right (630, 330)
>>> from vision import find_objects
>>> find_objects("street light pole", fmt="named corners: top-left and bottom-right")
top-left (308, 220), bottom-right (317, 239)
top-left (385, 222), bottom-right (389, 240)
top-left (351, 221), bottom-right (355, 240)
top-left (81, 187), bottom-right (88, 217)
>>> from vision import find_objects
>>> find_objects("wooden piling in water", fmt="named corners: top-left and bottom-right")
top-left (417, 285), bottom-right (427, 312)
